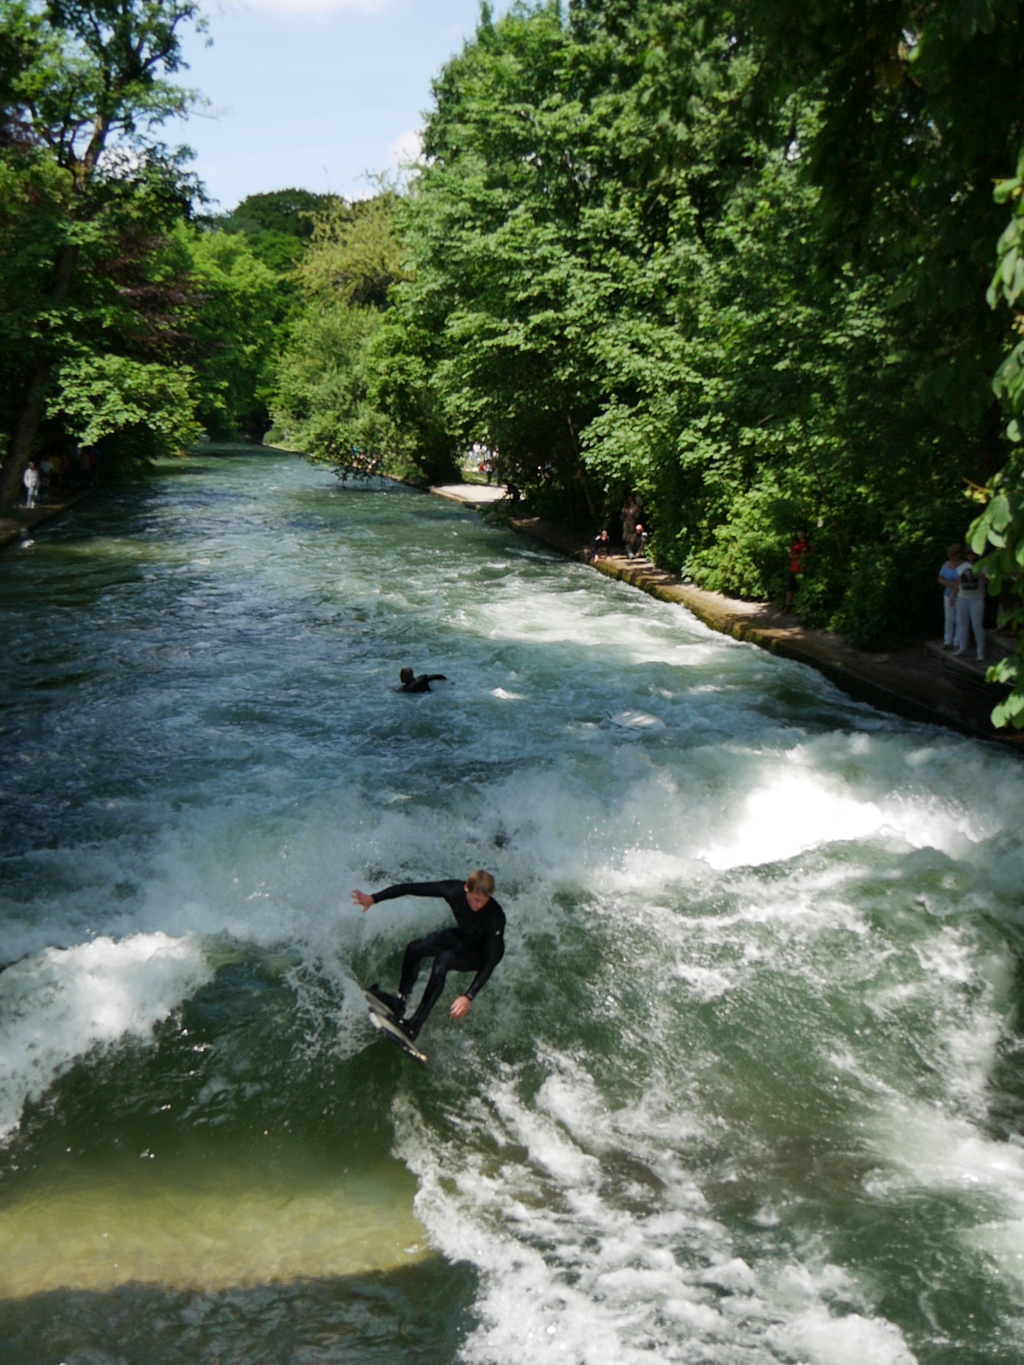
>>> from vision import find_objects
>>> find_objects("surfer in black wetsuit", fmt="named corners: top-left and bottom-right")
top-left (398, 667), bottom-right (447, 693)
top-left (351, 871), bottom-right (505, 1040)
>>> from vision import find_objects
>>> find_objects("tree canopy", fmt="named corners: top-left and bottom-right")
top-left (4, 0), bottom-right (1024, 726)
top-left (0, 0), bottom-right (205, 498)
top-left (269, 0), bottom-right (1024, 724)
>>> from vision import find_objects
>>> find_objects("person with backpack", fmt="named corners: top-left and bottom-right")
top-left (953, 549), bottom-right (987, 662)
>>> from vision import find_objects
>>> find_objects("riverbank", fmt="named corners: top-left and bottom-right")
top-left (9, 472), bottom-right (1014, 746)
top-left (429, 483), bottom-right (1018, 747)
top-left (0, 488), bottom-right (95, 551)
top-left (506, 512), bottom-right (1019, 747)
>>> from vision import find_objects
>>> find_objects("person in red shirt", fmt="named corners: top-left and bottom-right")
top-left (785, 529), bottom-right (813, 611)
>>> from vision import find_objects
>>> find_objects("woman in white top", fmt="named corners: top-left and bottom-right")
top-left (22, 461), bottom-right (40, 508)
top-left (953, 549), bottom-right (987, 661)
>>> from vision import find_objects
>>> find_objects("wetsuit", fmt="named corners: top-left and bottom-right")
top-left (399, 674), bottom-right (447, 693)
top-left (370, 880), bottom-right (505, 1038)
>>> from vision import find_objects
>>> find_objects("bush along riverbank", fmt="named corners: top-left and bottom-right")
top-left (500, 505), bottom-right (1019, 749)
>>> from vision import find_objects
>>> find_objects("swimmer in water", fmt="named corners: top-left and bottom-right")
top-left (352, 872), bottom-right (505, 1040)
top-left (398, 667), bottom-right (447, 693)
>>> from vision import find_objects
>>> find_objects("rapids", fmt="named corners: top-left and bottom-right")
top-left (1, 450), bottom-right (1024, 1364)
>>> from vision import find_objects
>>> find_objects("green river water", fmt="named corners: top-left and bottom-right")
top-left (2, 451), bottom-right (1024, 1365)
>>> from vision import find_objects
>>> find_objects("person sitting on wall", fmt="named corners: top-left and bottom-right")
top-left (626, 522), bottom-right (648, 558)
top-left (398, 667), bottom-right (448, 693)
top-left (587, 529), bottom-right (612, 560)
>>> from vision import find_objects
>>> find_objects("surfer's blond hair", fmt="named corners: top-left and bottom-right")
top-left (466, 870), bottom-right (495, 896)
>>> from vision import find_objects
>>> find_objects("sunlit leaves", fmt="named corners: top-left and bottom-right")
top-left (49, 351), bottom-right (198, 453)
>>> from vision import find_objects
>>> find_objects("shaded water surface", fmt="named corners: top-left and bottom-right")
top-left (2, 452), bottom-right (1024, 1364)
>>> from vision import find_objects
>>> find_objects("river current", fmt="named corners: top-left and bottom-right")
top-left (2, 451), bottom-right (1024, 1364)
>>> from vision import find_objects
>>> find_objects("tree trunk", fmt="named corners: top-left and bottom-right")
top-left (565, 412), bottom-right (599, 524)
top-left (0, 366), bottom-right (51, 508)
top-left (0, 243), bottom-right (79, 508)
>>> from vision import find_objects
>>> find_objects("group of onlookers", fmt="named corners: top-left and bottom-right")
top-left (938, 543), bottom-right (988, 662)
top-left (20, 448), bottom-right (97, 508)
top-left (581, 504), bottom-right (994, 667)
top-left (586, 492), bottom-right (649, 561)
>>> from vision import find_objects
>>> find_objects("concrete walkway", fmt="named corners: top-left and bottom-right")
top-left (0, 489), bottom-right (95, 551)
top-left (504, 514), bottom-right (1021, 749)
top-left (429, 482), bottom-right (508, 508)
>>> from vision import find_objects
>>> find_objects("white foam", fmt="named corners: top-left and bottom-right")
top-left (0, 932), bottom-right (212, 1139)
top-left (393, 1057), bottom-right (917, 1365)
top-left (866, 1102), bottom-right (1024, 1200)
top-left (9, 463), bottom-right (1024, 1353)
top-left (767, 1305), bottom-right (918, 1365)
top-left (609, 710), bottom-right (666, 732)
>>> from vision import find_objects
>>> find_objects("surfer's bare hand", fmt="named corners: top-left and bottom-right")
top-left (450, 995), bottom-right (472, 1020)
top-left (351, 890), bottom-right (374, 912)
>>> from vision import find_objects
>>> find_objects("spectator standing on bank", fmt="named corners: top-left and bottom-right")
top-left (620, 492), bottom-right (642, 551)
top-left (22, 461), bottom-right (40, 508)
top-left (953, 548), bottom-right (987, 661)
top-left (937, 543), bottom-right (963, 648)
top-left (785, 529), bottom-right (813, 611)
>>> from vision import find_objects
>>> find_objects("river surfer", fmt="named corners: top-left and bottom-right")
top-left (351, 872), bottom-right (505, 1041)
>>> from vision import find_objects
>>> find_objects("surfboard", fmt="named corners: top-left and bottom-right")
top-left (363, 988), bottom-right (428, 1065)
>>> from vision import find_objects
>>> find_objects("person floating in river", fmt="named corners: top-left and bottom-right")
top-left (351, 872), bottom-right (506, 1041)
top-left (398, 667), bottom-right (448, 693)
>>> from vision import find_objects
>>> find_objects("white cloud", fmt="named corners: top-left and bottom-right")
top-left (387, 126), bottom-right (423, 170)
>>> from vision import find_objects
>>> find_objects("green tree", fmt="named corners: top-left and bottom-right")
top-left (0, 0), bottom-right (204, 505)
top-left (206, 188), bottom-right (338, 279)
top-left (271, 192), bottom-right (450, 478)
top-left (215, 188), bottom-right (333, 240)
top-left (970, 148), bottom-right (1024, 728)
top-left (364, 0), bottom-right (1022, 642)
top-left (48, 351), bottom-right (198, 460)
top-left (183, 226), bottom-right (281, 439)
top-left (376, 1), bottom-right (609, 514)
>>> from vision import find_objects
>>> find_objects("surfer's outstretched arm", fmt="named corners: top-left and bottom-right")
top-left (351, 880), bottom-right (462, 913)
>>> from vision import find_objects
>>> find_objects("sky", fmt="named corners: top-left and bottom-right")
top-left (165, 0), bottom-right (507, 213)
